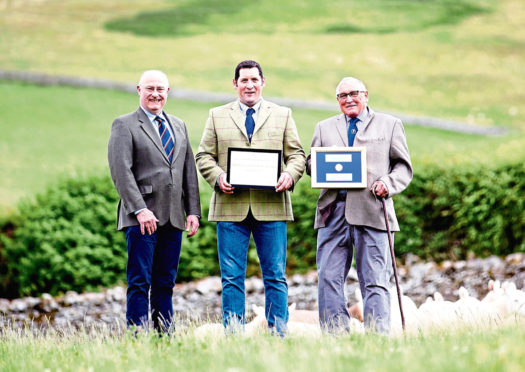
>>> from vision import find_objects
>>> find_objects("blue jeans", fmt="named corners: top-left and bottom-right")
top-left (217, 214), bottom-right (288, 334)
top-left (125, 224), bottom-right (182, 333)
top-left (317, 201), bottom-right (393, 334)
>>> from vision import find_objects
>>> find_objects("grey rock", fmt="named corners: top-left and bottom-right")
top-left (302, 271), bottom-right (318, 285)
top-left (81, 292), bottom-right (105, 305)
top-left (506, 253), bottom-right (525, 265)
top-left (9, 299), bottom-right (28, 312)
top-left (409, 262), bottom-right (437, 284)
top-left (245, 277), bottom-right (264, 293)
top-left (38, 293), bottom-right (60, 313)
top-left (484, 255), bottom-right (506, 274)
top-left (289, 274), bottom-right (305, 286)
top-left (195, 277), bottom-right (222, 295)
top-left (61, 291), bottom-right (81, 306)
top-left (404, 253), bottom-right (421, 266)
top-left (0, 298), bottom-right (10, 314)
top-left (106, 286), bottom-right (126, 302)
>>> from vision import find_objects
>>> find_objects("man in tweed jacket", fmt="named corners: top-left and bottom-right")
top-left (196, 60), bottom-right (305, 335)
top-left (307, 77), bottom-right (412, 334)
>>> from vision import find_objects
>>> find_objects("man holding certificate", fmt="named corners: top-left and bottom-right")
top-left (306, 77), bottom-right (412, 334)
top-left (196, 60), bottom-right (305, 335)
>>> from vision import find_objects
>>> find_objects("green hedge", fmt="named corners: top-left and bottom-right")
top-left (0, 176), bottom-right (126, 297)
top-left (394, 162), bottom-right (525, 260)
top-left (289, 161), bottom-right (525, 267)
top-left (1, 162), bottom-right (524, 297)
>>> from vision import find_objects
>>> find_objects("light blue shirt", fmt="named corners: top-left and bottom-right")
top-left (140, 106), bottom-right (175, 140)
top-left (345, 106), bottom-right (370, 131)
top-left (239, 99), bottom-right (262, 123)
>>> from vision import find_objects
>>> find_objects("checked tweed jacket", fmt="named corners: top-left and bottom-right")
top-left (196, 99), bottom-right (306, 222)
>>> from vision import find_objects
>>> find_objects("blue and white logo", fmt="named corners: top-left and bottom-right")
top-left (316, 152), bottom-right (362, 183)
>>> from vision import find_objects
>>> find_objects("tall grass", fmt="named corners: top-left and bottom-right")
top-left (1, 320), bottom-right (525, 372)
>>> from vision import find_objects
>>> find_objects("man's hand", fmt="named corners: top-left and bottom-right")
top-left (136, 208), bottom-right (159, 235)
top-left (371, 180), bottom-right (388, 199)
top-left (275, 172), bottom-right (293, 192)
top-left (219, 173), bottom-right (234, 194)
top-left (186, 215), bottom-right (200, 237)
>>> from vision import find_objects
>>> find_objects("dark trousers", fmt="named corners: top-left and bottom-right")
top-left (125, 224), bottom-right (182, 333)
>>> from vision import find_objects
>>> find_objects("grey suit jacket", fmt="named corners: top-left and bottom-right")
top-left (307, 108), bottom-right (412, 231)
top-left (108, 107), bottom-right (201, 231)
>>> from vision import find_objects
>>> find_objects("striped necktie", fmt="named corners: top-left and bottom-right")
top-left (348, 117), bottom-right (359, 146)
top-left (155, 116), bottom-right (175, 162)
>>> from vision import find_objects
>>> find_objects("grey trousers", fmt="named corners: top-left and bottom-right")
top-left (317, 201), bottom-right (393, 334)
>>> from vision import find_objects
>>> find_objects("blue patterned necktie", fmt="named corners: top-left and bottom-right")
top-left (155, 116), bottom-right (175, 162)
top-left (348, 117), bottom-right (359, 146)
top-left (245, 108), bottom-right (255, 143)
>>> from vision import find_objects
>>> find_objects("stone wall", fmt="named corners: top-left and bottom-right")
top-left (1, 253), bottom-right (523, 329)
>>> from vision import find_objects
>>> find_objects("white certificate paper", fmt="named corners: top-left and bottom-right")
top-left (227, 148), bottom-right (281, 189)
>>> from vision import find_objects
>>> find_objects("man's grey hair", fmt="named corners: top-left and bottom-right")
top-left (335, 77), bottom-right (367, 95)
top-left (138, 70), bottom-right (170, 87)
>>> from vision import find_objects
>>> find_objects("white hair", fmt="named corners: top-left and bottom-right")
top-left (335, 77), bottom-right (367, 95)
top-left (138, 70), bottom-right (170, 87)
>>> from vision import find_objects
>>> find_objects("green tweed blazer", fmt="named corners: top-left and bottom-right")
top-left (196, 99), bottom-right (306, 222)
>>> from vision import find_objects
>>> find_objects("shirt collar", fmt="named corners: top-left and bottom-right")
top-left (346, 106), bottom-right (369, 124)
top-left (239, 99), bottom-right (262, 115)
top-left (140, 106), bottom-right (165, 122)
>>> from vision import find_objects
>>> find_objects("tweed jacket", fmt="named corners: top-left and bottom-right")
top-left (108, 107), bottom-right (201, 231)
top-left (196, 99), bottom-right (306, 222)
top-left (306, 108), bottom-right (412, 231)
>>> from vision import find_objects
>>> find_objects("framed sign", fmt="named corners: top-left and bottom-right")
top-left (311, 147), bottom-right (367, 188)
top-left (227, 148), bottom-right (282, 189)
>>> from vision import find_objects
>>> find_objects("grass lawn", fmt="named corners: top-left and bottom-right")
top-left (1, 0), bottom-right (524, 130)
top-left (1, 322), bottom-right (525, 372)
top-left (1, 82), bottom-right (523, 213)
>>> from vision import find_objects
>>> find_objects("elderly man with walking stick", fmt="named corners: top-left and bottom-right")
top-left (307, 77), bottom-right (413, 334)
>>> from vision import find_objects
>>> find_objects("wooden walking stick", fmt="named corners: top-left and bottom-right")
top-left (380, 197), bottom-right (406, 332)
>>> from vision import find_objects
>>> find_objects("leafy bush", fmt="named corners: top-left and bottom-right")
top-left (1, 162), bottom-right (523, 297)
top-left (394, 162), bottom-right (525, 260)
top-left (0, 175), bottom-right (126, 297)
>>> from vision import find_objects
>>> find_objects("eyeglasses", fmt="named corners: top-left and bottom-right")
top-left (336, 91), bottom-right (365, 100)
top-left (144, 86), bottom-right (167, 93)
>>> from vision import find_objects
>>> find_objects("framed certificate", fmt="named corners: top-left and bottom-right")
top-left (311, 147), bottom-right (367, 188)
top-left (227, 148), bottom-right (282, 189)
